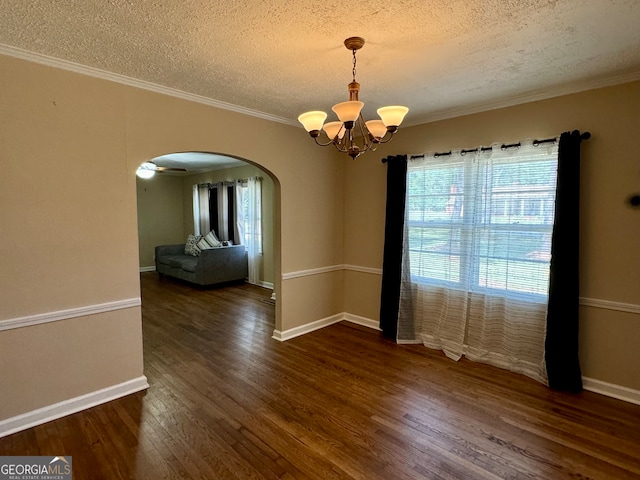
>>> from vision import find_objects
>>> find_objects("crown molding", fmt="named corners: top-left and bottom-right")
top-left (404, 71), bottom-right (640, 127)
top-left (0, 43), bottom-right (299, 127)
top-left (3, 43), bottom-right (640, 134)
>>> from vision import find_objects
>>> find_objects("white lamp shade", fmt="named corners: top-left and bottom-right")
top-left (323, 121), bottom-right (345, 140)
top-left (365, 119), bottom-right (387, 139)
top-left (332, 101), bottom-right (364, 123)
top-left (298, 111), bottom-right (327, 132)
top-left (377, 106), bottom-right (409, 127)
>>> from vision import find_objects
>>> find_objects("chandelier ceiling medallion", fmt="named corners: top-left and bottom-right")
top-left (298, 37), bottom-right (409, 159)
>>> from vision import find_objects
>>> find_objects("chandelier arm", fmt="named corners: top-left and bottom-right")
top-left (313, 136), bottom-right (338, 147)
top-left (332, 141), bottom-right (349, 154)
top-left (357, 113), bottom-right (373, 154)
top-left (328, 132), bottom-right (349, 153)
top-left (376, 132), bottom-right (396, 144)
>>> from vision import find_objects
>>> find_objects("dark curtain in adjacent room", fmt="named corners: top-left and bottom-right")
top-left (545, 130), bottom-right (590, 392)
top-left (227, 185), bottom-right (236, 244)
top-left (379, 155), bottom-right (408, 339)
top-left (209, 187), bottom-right (219, 238)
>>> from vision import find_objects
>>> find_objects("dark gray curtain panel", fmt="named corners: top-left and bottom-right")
top-left (209, 186), bottom-right (219, 238)
top-left (544, 130), bottom-right (590, 392)
top-left (227, 184), bottom-right (236, 243)
top-left (379, 155), bottom-right (408, 339)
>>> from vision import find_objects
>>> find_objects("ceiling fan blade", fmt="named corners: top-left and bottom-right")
top-left (155, 167), bottom-right (187, 172)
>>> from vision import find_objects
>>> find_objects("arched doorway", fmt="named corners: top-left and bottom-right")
top-left (135, 150), bottom-right (280, 319)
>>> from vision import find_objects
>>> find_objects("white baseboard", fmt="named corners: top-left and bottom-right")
top-left (272, 312), bottom-right (380, 341)
top-left (272, 314), bottom-right (344, 341)
top-left (0, 376), bottom-right (149, 438)
top-left (343, 313), bottom-right (381, 331)
top-left (140, 266), bottom-right (156, 273)
top-left (582, 376), bottom-right (640, 405)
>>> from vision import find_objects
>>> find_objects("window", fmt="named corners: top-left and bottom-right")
top-left (406, 145), bottom-right (558, 301)
top-left (239, 178), bottom-right (262, 255)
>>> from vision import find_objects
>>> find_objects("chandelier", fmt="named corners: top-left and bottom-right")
top-left (298, 37), bottom-right (409, 159)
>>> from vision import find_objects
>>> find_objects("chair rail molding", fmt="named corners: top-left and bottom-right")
top-left (0, 298), bottom-right (141, 332)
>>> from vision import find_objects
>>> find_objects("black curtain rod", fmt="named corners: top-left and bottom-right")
top-left (423, 138), bottom-right (561, 158)
top-left (532, 137), bottom-right (555, 146)
top-left (434, 150), bottom-right (451, 158)
top-left (501, 142), bottom-right (521, 150)
top-left (460, 147), bottom-right (493, 155)
top-left (388, 132), bottom-right (590, 164)
top-left (578, 131), bottom-right (591, 140)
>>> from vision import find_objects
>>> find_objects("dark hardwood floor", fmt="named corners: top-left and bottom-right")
top-left (2, 272), bottom-right (639, 479)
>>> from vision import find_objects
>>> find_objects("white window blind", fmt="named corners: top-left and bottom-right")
top-left (406, 140), bottom-right (558, 302)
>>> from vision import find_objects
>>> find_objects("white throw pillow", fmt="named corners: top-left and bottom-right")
top-left (197, 238), bottom-right (213, 251)
top-left (204, 230), bottom-right (222, 248)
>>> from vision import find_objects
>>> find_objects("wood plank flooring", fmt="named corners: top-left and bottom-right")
top-left (1, 272), bottom-right (639, 479)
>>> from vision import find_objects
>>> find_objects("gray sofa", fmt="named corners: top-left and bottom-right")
top-left (155, 243), bottom-right (248, 286)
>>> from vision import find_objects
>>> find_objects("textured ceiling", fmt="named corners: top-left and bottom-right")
top-left (1, 0), bottom-right (640, 128)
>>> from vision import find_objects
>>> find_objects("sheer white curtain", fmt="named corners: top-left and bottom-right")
top-left (398, 139), bottom-right (559, 383)
top-left (246, 177), bottom-right (262, 285)
top-left (193, 184), bottom-right (211, 235)
top-left (234, 180), bottom-right (245, 245)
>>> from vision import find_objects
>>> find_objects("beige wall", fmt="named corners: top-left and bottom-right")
top-left (0, 53), bottom-right (344, 420)
top-left (136, 174), bottom-right (185, 268)
top-left (344, 81), bottom-right (640, 390)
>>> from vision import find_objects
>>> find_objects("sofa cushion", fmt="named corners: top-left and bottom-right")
top-left (158, 254), bottom-right (190, 268)
top-left (179, 257), bottom-right (198, 272)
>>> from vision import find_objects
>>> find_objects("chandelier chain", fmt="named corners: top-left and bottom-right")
top-left (352, 49), bottom-right (357, 82)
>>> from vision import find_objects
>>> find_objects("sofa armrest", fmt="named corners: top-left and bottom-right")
top-left (196, 245), bottom-right (248, 282)
top-left (155, 244), bottom-right (186, 258)
top-left (197, 245), bottom-right (246, 268)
